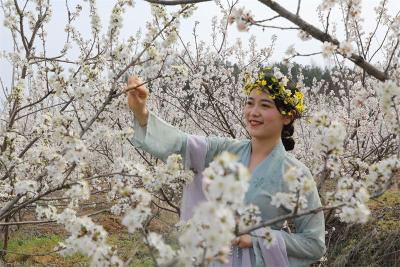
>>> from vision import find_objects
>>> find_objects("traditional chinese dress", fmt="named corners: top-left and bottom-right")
top-left (132, 111), bottom-right (326, 267)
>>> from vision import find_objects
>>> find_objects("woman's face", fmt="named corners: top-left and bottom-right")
top-left (243, 89), bottom-right (292, 141)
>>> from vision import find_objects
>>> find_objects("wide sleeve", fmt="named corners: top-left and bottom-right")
top-left (280, 171), bottom-right (326, 266)
top-left (251, 228), bottom-right (289, 267)
top-left (131, 111), bottom-right (188, 163)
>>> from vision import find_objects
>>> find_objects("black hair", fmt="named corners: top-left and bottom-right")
top-left (281, 122), bottom-right (295, 151)
top-left (262, 70), bottom-right (299, 151)
top-left (245, 68), bottom-right (302, 151)
top-left (261, 70), bottom-right (298, 151)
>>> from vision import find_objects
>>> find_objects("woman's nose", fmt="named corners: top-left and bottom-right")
top-left (249, 106), bottom-right (260, 116)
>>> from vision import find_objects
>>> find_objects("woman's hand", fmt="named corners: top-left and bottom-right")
top-left (126, 76), bottom-right (149, 126)
top-left (231, 234), bottom-right (253, 248)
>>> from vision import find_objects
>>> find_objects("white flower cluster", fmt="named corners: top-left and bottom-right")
top-left (298, 30), bottom-right (312, 41)
top-left (202, 152), bottom-right (251, 209)
top-left (328, 176), bottom-right (370, 223)
top-left (0, 180), bottom-right (13, 199)
top-left (346, 0), bottom-right (362, 18)
top-left (89, 123), bottom-right (134, 143)
top-left (227, 7), bottom-right (255, 32)
top-left (310, 111), bottom-right (347, 175)
top-left (108, 154), bottom-right (192, 215)
top-left (14, 180), bottom-right (38, 196)
top-left (35, 205), bottom-right (58, 220)
top-left (320, 0), bottom-right (337, 11)
top-left (366, 156), bottom-right (399, 193)
top-left (376, 80), bottom-right (400, 133)
top-left (390, 16), bottom-right (400, 36)
top-left (144, 154), bottom-right (193, 191)
top-left (271, 167), bottom-right (315, 211)
top-left (63, 137), bottom-right (88, 165)
top-left (178, 202), bottom-right (236, 265)
top-left (176, 152), bottom-right (257, 265)
top-left (108, 159), bottom-right (143, 215)
top-left (88, 0), bottom-right (101, 35)
top-left (237, 204), bottom-right (261, 231)
top-left (338, 40), bottom-right (353, 58)
top-left (45, 152), bottom-right (68, 188)
top-left (64, 180), bottom-right (91, 208)
top-left (56, 208), bottom-right (123, 267)
top-left (2, 2), bottom-right (18, 30)
top-left (258, 227), bottom-right (276, 249)
top-left (147, 232), bottom-right (176, 265)
top-left (121, 189), bottom-right (152, 233)
top-left (322, 41), bottom-right (338, 58)
top-left (285, 45), bottom-right (297, 57)
top-left (148, 4), bottom-right (180, 48)
top-left (108, 1), bottom-right (134, 39)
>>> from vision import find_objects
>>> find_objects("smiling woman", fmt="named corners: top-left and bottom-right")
top-left (127, 68), bottom-right (325, 267)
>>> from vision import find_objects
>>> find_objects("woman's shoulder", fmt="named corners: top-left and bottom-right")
top-left (282, 152), bottom-right (312, 176)
top-left (206, 136), bottom-right (250, 151)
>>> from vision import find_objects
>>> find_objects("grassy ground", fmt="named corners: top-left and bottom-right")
top-left (0, 231), bottom-right (159, 267)
top-left (0, 209), bottom-right (178, 267)
top-left (323, 189), bottom-right (400, 267)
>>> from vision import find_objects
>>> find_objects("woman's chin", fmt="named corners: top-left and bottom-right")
top-left (248, 129), bottom-right (263, 138)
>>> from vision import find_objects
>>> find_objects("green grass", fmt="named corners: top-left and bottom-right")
top-left (0, 210), bottom-right (181, 266)
top-left (324, 189), bottom-right (400, 267)
top-left (1, 234), bottom-right (88, 266)
top-left (108, 233), bottom-right (155, 267)
top-left (0, 231), bottom-right (161, 266)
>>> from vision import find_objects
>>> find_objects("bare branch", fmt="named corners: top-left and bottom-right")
top-left (257, 0), bottom-right (388, 81)
top-left (251, 23), bottom-right (299, 30)
top-left (384, 39), bottom-right (400, 74)
top-left (145, 0), bottom-right (211, 5)
top-left (296, 0), bottom-right (301, 16)
top-left (238, 204), bottom-right (344, 235)
top-left (254, 15), bottom-right (280, 23)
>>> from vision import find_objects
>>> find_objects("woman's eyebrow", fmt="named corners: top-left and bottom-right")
top-left (261, 98), bottom-right (274, 104)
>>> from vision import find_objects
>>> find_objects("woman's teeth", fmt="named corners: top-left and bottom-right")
top-left (250, 120), bottom-right (262, 126)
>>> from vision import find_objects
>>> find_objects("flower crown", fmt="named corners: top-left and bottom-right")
top-left (243, 68), bottom-right (305, 117)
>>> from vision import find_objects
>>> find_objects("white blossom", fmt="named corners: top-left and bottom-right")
top-left (15, 180), bottom-right (38, 195)
top-left (322, 41), bottom-right (338, 58)
top-left (202, 151), bottom-right (250, 209)
top-left (320, 0), bottom-right (337, 11)
top-left (338, 40), bottom-right (353, 58)
top-left (298, 30), bottom-right (312, 41)
top-left (147, 232), bottom-right (176, 265)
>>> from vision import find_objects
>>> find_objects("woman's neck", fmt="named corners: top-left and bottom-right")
top-left (251, 137), bottom-right (280, 158)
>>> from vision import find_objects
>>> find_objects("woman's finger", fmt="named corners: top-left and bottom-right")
top-left (231, 237), bottom-right (240, 246)
top-left (125, 84), bottom-right (137, 93)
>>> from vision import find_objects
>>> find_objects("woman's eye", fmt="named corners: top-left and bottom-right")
top-left (246, 101), bottom-right (253, 105)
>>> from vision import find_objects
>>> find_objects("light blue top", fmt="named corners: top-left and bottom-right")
top-left (132, 111), bottom-right (326, 267)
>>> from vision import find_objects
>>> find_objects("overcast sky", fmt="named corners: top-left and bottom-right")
top-left (1, 0), bottom-right (398, 89)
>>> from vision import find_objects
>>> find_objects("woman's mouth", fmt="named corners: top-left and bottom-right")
top-left (249, 120), bottom-right (263, 127)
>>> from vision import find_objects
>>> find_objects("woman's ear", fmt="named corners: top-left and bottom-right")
top-left (282, 115), bottom-right (294, 126)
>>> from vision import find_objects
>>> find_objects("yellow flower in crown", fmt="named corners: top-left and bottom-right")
top-left (243, 67), bottom-right (305, 117)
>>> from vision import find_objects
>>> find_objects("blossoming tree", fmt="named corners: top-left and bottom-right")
top-left (0, 0), bottom-right (399, 266)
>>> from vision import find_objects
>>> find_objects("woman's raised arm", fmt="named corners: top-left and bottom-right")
top-left (127, 76), bottom-right (149, 127)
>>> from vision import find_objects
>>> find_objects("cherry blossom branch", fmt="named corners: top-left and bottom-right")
top-left (385, 39), bottom-right (400, 75)
top-left (296, 0), bottom-right (301, 16)
top-left (148, 0), bottom-right (390, 81)
top-left (238, 204), bottom-right (344, 235)
top-left (145, 0), bottom-right (209, 5)
top-left (159, 188), bottom-right (180, 215)
top-left (0, 208), bottom-right (110, 227)
top-left (256, 0), bottom-right (388, 81)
